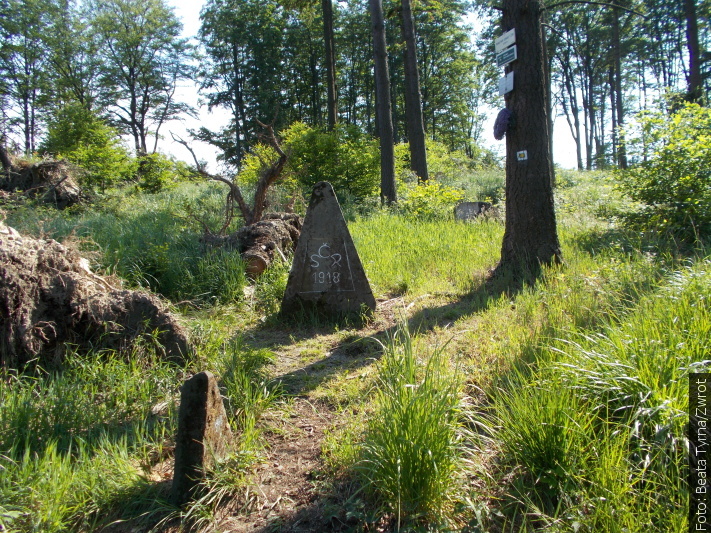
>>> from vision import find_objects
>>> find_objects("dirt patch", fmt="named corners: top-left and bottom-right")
top-left (0, 223), bottom-right (191, 368)
top-left (217, 398), bottom-right (339, 533)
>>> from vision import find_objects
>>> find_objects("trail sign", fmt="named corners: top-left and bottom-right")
top-left (496, 45), bottom-right (517, 68)
top-left (495, 29), bottom-right (516, 53)
top-left (498, 71), bottom-right (514, 96)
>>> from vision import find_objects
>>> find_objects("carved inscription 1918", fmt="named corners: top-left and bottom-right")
top-left (302, 239), bottom-right (355, 293)
top-left (281, 182), bottom-right (375, 316)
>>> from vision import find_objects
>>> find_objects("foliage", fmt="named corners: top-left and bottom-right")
top-left (397, 180), bottom-right (465, 220)
top-left (620, 103), bottom-right (711, 239)
top-left (41, 102), bottom-right (135, 190)
top-left (239, 122), bottom-right (380, 201)
top-left (284, 122), bottom-right (379, 199)
top-left (357, 324), bottom-right (464, 528)
top-left (136, 152), bottom-right (183, 193)
top-left (89, 0), bottom-right (195, 154)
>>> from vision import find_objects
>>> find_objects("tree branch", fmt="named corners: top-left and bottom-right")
top-left (544, 0), bottom-right (646, 17)
top-left (170, 131), bottom-right (253, 232)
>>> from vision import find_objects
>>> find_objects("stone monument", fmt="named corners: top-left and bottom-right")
top-left (171, 371), bottom-right (233, 506)
top-left (454, 201), bottom-right (495, 221)
top-left (281, 181), bottom-right (376, 316)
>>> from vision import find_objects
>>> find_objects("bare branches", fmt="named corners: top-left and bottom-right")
top-left (170, 120), bottom-right (289, 232)
top-left (170, 131), bottom-right (251, 234)
top-left (251, 120), bottom-right (289, 224)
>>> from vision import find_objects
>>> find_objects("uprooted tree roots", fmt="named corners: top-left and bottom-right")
top-left (1, 148), bottom-right (84, 209)
top-left (0, 223), bottom-right (191, 369)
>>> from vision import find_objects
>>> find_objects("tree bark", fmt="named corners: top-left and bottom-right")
top-left (369, 0), bottom-right (396, 205)
top-left (322, 0), bottom-right (338, 130)
top-left (684, 0), bottom-right (703, 102)
top-left (400, 0), bottom-right (429, 183)
top-left (612, 6), bottom-right (627, 169)
top-left (499, 0), bottom-right (561, 270)
top-left (0, 144), bottom-right (12, 173)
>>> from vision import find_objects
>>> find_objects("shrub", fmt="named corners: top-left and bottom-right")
top-left (240, 122), bottom-right (379, 201)
top-left (619, 103), bottom-right (711, 239)
top-left (41, 103), bottom-right (135, 190)
top-left (398, 180), bottom-right (464, 220)
top-left (137, 152), bottom-right (182, 193)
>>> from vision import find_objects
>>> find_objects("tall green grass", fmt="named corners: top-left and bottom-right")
top-left (475, 260), bottom-right (710, 531)
top-left (351, 214), bottom-right (503, 297)
top-left (356, 324), bottom-right (465, 530)
top-left (4, 182), bottom-right (249, 304)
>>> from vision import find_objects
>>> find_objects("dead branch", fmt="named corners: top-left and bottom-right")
top-left (251, 119), bottom-right (289, 225)
top-left (171, 132), bottom-right (252, 233)
top-left (171, 120), bottom-right (289, 228)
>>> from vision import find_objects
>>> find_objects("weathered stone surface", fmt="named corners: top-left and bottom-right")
top-left (454, 201), bottom-right (497, 221)
top-left (171, 371), bottom-right (233, 507)
top-left (281, 181), bottom-right (376, 317)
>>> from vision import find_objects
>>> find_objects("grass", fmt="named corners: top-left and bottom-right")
top-left (356, 324), bottom-right (465, 530)
top-left (0, 168), bottom-right (706, 531)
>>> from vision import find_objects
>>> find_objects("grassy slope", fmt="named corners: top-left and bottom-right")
top-left (0, 171), bottom-right (704, 532)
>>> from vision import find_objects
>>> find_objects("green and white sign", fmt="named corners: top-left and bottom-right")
top-left (496, 45), bottom-right (517, 68)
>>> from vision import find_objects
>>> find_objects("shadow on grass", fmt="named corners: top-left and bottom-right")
top-left (247, 262), bottom-right (540, 397)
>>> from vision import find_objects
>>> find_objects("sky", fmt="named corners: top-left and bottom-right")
top-left (163, 0), bottom-right (579, 171)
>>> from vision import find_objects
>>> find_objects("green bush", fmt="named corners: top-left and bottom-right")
top-left (398, 180), bottom-right (464, 220)
top-left (41, 103), bottom-right (135, 190)
top-left (136, 152), bottom-right (182, 193)
top-left (240, 122), bottom-right (379, 201)
top-left (619, 103), bottom-right (711, 239)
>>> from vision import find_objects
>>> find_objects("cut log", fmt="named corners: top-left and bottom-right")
top-left (201, 213), bottom-right (302, 277)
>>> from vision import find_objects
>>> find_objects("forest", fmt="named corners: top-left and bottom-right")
top-left (1, 0), bottom-right (710, 531)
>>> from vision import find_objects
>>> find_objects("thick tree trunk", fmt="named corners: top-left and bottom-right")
top-left (369, 0), bottom-right (396, 205)
top-left (685, 0), bottom-right (703, 102)
top-left (542, 23), bottom-right (555, 187)
top-left (322, 0), bottom-right (338, 130)
top-left (499, 0), bottom-right (561, 270)
top-left (400, 0), bottom-right (429, 183)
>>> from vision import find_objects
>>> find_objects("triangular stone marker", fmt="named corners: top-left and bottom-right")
top-left (281, 181), bottom-right (376, 316)
top-left (171, 371), bottom-right (233, 507)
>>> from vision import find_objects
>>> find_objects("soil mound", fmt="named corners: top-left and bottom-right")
top-left (1, 159), bottom-right (83, 209)
top-left (0, 223), bottom-right (191, 369)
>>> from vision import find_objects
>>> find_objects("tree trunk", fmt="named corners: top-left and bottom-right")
top-left (684, 0), bottom-right (703, 102)
top-left (400, 0), bottom-right (429, 183)
top-left (369, 0), bottom-right (396, 205)
top-left (612, 6), bottom-right (627, 169)
top-left (322, 0), bottom-right (338, 130)
top-left (542, 23), bottom-right (555, 187)
top-left (498, 0), bottom-right (561, 270)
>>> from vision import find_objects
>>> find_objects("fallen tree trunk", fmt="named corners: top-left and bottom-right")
top-left (202, 213), bottom-right (302, 276)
